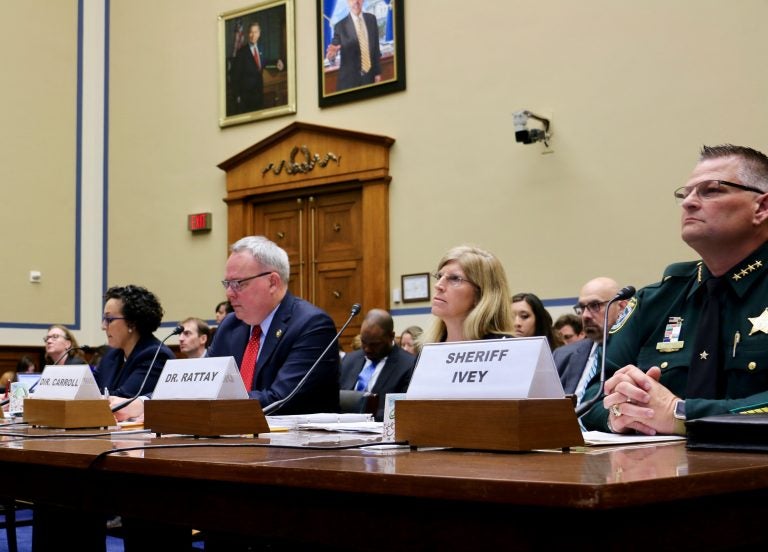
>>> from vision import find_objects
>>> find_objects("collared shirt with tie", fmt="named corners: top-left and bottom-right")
top-left (240, 325), bottom-right (263, 391)
top-left (355, 358), bottom-right (378, 392)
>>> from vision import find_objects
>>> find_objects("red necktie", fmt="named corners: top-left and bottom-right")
top-left (240, 326), bottom-right (262, 391)
top-left (252, 47), bottom-right (261, 69)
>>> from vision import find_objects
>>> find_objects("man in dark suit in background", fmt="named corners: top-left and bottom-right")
top-left (231, 21), bottom-right (284, 114)
top-left (340, 308), bottom-right (415, 421)
top-left (325, 0), bottom-right (382, 91)
top-left (554, 277), bottom-right (627, 410)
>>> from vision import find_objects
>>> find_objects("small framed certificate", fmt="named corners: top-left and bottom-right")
top-left (401, 273), bottom-right (430, 303)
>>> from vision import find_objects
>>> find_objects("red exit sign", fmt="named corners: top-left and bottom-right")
top-left (188, 212), bottom-right (212, 232)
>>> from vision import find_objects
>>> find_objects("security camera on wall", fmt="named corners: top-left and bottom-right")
top-left (513, 110), bottom-right (551, 146)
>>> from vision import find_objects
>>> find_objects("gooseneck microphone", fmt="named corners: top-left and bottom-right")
top-left (53, 345), bottom-right (95, 366)
top-left (111, 325), bottom-right (184, 413)
top-left (262, 303), bottom-right (361, 416)
top-left (574, 286), bottom-right (636, 417)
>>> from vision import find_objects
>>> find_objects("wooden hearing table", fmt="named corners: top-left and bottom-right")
top-left (0, 423), bottom-right (767, 550)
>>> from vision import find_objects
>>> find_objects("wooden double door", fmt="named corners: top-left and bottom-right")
top-left (253, 189), bottom-right (363, 348)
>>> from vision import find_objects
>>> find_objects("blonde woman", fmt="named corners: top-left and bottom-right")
top-left (423, 245), bottom-right (514, 344)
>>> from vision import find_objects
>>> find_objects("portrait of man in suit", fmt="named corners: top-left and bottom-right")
top-left (320, 0), bottom-right (405, 105)
top-left (220, 1), bottom-right (295, 126)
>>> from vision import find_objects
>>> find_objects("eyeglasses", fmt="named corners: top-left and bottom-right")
top-left (221, 271), bottom-right (273, 292)
top-left (673, 180), bottom-right (764, 206)
top-left (102, 316), bottom-right (126, 325)
top-left (431, 271), bottom-right (478, 289)
top-left (573, 301), bottom-right (609, 316)
top-left (43, 334), bottom-right (66, 343)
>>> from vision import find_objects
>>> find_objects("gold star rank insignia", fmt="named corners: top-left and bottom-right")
top-left (699, 350), bottom-right (709, 360)
top-left (748, 308), bottom-right (768, 336)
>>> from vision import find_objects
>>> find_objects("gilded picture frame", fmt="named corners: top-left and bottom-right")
top-left (219, 0), bottom-right (296, 128)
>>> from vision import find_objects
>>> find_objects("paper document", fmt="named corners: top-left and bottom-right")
top-left (582, 431), bottom-right (685, 446)
top-left (267, 413), bottom-right (374, 429)
top-left (296, 421), bottom-right (383, 433)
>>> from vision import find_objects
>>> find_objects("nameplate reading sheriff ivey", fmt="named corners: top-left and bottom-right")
top-left (406, 337), bottom-right (565, 400)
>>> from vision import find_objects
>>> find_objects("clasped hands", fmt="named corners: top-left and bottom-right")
top-left (603, 365), bottom-right (678, 435)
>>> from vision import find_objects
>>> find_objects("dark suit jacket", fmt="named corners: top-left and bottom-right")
top-left (553, 339), bottom-right (595, 394)
top-left (207, 292), bottom-right (339, 414)
top-left (331, 11), bottom-right (382, 91)
top-left (339, 345), bottom-right (416, 421)
top-left (231, 43), bottom-right (267, 113)
top-left (93, 334), bottom-right (174, 398)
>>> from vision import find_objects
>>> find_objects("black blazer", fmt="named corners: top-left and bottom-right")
top-left (553, 339), bottom-right (595, 394)
top-left (339, 345), bottom-right (416, 421)
top-left (93, 334), bottom-right (174, 398)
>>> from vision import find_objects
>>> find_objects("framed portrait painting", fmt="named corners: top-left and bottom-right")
top-left (317, 0), bottom-right (405, 108)
top-left (218, 0), bottom-right (296, 128)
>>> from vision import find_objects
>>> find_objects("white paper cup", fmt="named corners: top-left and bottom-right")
top-left (382, 393), bottom-right (406, 440)
top-left (9, 382), bottom-right (29, 416)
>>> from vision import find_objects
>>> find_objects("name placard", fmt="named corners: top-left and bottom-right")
top-left (406, 337), bottom-right (565, 399)
top-left (151, 356), bottom-right (248, 400)
top-left (31, 365), bottom-right (104, 400)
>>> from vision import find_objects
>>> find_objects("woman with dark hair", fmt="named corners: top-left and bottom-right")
top-left (511, 292), bottom-right (564, 351)
top-left (93, 284), bottom-right (174, 399)
top-left (43, 324), bottom-right (87, 366)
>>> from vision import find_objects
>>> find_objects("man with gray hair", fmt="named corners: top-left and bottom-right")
top-left (207, 235), bottom-right (340, 414)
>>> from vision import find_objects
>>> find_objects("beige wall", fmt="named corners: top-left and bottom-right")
top-left (2, 0), bottom-right (767, 347)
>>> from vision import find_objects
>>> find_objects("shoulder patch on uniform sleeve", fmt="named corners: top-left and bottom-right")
top-left (609, 296), bottom-right (637, 334)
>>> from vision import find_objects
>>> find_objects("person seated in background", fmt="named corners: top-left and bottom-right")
top-left (178, 317), bottom-right (211, 359)
top-left (339, 308), bottom-right (416, 421)
top-left (422, 244), bottom-right (514, 343)
top-left (214, 300), bottom-right (233, 325)
top-left (43, 324), bottom-right (88, 366)
top-left (95, 285), bottom-right (175, 400)
top-left (350, 333), bottom-right (362, 351)
top-left (553, 313), bottom-right (585, 346)
top-left (16, 355), bottom-right (37, 373)
top-left (399, 325), bottom-right (423, 356)
top-left (553, 277), bottom-right (627, 407)
top-left (511, 292), bottom-right (564, 351)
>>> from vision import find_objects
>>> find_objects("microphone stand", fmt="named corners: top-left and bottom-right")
top-left (575, 286), bottom-right (636, 418)
top-left (263, 303), bottom-right (361, 416)
top-left (111, 325), bottom-right (183, 413)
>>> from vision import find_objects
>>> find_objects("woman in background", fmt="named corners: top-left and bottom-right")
top-left (94, 284), bottom-right (174, 399)
top-left (511, 292), bottom-right (564, 351)
top-left (43, 324), bottom-right (87, 366)
top-left (423, 245), bottom-right (514, 344)
top-left (399, 325), bottom-right (423, 356)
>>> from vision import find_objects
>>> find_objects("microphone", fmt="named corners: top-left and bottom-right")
top-left (53, 345), bottom-right (95, 366)
top-left (262, 303), bottom-right (361, 416)
top-left (574, 286), bottom-right (636, 417)
top-left (111, 325), bottom-right (184, 413)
